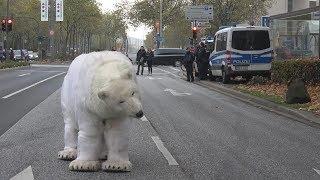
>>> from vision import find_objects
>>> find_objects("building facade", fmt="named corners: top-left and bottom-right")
top-left (265, 0), bottom-right (319, 59)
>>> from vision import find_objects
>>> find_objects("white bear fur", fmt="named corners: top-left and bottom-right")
top-left (58, 51), bottom-right (142, 172)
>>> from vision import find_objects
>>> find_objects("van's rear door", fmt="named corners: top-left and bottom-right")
top-left (231, 30), bottom-right (271, 64)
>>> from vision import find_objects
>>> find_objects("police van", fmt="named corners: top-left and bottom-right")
top-left (209, 25), bottom-right (273, 83)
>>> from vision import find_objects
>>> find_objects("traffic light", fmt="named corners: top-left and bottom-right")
top-left (7, 19), bottom-right (13, 31)
top-left (1, 19), bottom-right (5, 31)
top-left (1, 18), bottom-right (13, 32)
top-left (192, 27), bottom-right (198, 39)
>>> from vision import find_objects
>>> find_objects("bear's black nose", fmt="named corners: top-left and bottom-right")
top-left (136, 111), bottom-right (144, 118)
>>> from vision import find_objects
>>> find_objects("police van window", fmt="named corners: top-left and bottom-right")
top-left (216, 32), bottom-right (227, 51)
top-left (232, 30), bottom-right (270, 51)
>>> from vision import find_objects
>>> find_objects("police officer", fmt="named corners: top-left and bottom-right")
top-left (197, 42), bottom-right (209, 80)
top-left (183, 47), bottom-right (195, 82)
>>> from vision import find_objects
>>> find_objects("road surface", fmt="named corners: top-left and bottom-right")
top-left (1, 65), bottom-right (320, 180)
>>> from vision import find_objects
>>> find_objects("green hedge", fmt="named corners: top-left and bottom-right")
top-left (0, 61), bottom-right (30, 69)
top-left (271, 57), bottom-right (320, 84)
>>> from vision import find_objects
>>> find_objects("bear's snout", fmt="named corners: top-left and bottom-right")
top-left (136, 111), bottom-right (144, 118)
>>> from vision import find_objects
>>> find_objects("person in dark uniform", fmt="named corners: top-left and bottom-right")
top-left (183, 47), bottom-right (195, 82)
top-left (197, 42), bottom-right (209, 80)
top-left (146, 48), bottom-right (154, 75)
top-left (136, 46), bottom-right (146, 75)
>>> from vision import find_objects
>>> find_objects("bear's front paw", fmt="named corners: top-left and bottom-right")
top-left (58, 148), bottom-right (77, 160)
top-left (69, 160), bottom-right (101, 172)
top-left (102, 160), bottom-right (132, 172)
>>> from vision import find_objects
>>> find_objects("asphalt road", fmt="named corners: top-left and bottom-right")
top-left (1, 65), bottom-right (320, 180)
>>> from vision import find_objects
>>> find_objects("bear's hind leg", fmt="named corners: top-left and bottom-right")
top-left (102, 119), bottom-right (132, 172)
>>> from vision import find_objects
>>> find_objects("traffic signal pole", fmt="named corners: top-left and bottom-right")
top-left (192, 0), bottom-right (197, 46)
top-left (4, 0), bottom-right (9, 61)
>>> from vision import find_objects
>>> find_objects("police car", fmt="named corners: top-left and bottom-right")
top-left (209, 25), bottom-right (273, 83)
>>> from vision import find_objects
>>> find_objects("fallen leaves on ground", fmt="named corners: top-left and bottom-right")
top-left (237, 82), bottom-right (320, 114)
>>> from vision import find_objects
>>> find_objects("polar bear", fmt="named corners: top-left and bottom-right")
top-left (58, 51), bottom-right (143, 172)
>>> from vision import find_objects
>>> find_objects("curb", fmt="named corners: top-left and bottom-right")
top-left (195, 80), bottom-right (320, 128)
top-left (0, 65), bottom-right (30, 72)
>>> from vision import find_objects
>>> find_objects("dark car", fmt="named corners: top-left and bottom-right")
top-left (153, 48), bottom-right (186, 67)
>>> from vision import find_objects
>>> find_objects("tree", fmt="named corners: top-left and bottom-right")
top-left (3, 0), bottom-right (128, 60)
top-left (129, 0), bottom-right (273, 48)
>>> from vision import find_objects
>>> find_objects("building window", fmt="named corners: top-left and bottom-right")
top-left (309, 1), bottom-right (317, 7)
top-left (288, 0), bottom-right (293, 12)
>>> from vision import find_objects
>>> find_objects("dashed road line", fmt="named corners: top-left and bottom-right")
top-left (141, 116), bottom-right (149, 122)
top-left (2, 72), bottom-right (65, 99)
top-left (18, 73), bottom-right (31, 77)
top-left (151, 136), bottom-right (179, 166)
top-left (10, 166), bottom-right (34, 180)
top-left (313, 168), bottom-right (320, 175)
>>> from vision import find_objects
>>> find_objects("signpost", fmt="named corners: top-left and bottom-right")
top-left (56, 0), bottom-right (64, 22)
top-left (197, 21), bottom-right (211, 28)
top-left (185, 5), bottom-right (214, 21)
top-left (41, 0), bottom-right (49, 22)
top-left (261, 16), bottom-right (270, 27)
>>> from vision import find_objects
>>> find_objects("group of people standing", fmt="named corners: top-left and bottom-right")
top-left (136, 46), bottom-right (154, 76)
top-left (183, 42), bottom-right (210, 82)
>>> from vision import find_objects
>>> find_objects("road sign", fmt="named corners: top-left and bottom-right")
top-left (185, 5), bottom-right (213, 21)
top-left (41, 0), bottom-right (49, 22)
top-left (49, 30), bottom-right (54, 36)
top-left (197, 21), bottom-right (211, 28)
top-left (56, 0), bottom-right (64, 21)
top-left (261, 16), bottom-right (270, 27)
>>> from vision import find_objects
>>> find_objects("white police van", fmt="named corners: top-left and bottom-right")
top-left (209, 25), bottom-right (273, 83)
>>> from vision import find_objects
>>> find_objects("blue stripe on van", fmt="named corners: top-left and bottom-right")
top-left (209, 50), bottom-right (273, 65)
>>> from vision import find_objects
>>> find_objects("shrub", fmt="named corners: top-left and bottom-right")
top-left (0, 61), bottom-right (30, 69)
top-left (272, 57), bottom-right (320, 84)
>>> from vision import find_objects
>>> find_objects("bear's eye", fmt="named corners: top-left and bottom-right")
top-left (119, 100), bottom-right (125, 104)
top-left (131, 92), bottom-right (135, 96)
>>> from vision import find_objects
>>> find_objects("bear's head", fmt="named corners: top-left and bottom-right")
top-left (97, 78), bottom-right (143, 119)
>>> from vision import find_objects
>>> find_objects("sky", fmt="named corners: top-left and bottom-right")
top-left (97, 0), bottom-right (150, 40)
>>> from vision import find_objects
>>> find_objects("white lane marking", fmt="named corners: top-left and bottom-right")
top-left (169, 67), bottom-right (180, 71)
top-left (148, 77), bottom-right (155, 80)
top-left (155, 67), bottom-right (180, 78)
top-left (313, 168), bottom-right (320, 175)
top-left (18, 73), bottom-right (31, 77)
top-left (18, 70), bottom-right (65, 73)
top-left (2, 72), bottom-right (65, 99)
top-left (31, 64), bottom-right (69, 68)
top-left (10, 166), bottom-right (34, 180)
top-left (140, 116), bottom-right (149, 122)
top-left (151, 136), bottom-right (179, 166)
top-left (164, 88), bottom-right (191, 96)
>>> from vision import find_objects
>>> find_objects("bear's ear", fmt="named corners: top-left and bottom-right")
top-left (98, 91), bottom-right (109, 100)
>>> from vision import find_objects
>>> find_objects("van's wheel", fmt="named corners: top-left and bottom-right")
top-left (208, 70), bottom-right (215, 81)
top-left (222, 70), bottom-right (230, 84)
top-left (174, 60), bottom-right (181, 67)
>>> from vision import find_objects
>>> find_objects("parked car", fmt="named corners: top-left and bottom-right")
top-left (13, 50), bottom-right (22, 60)
top-left (209, 26), bottom-right (273, 84)
top-left (28, 51), bottom-right (39, 60)
top-left (153, 48), bottom-right (186, 67)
